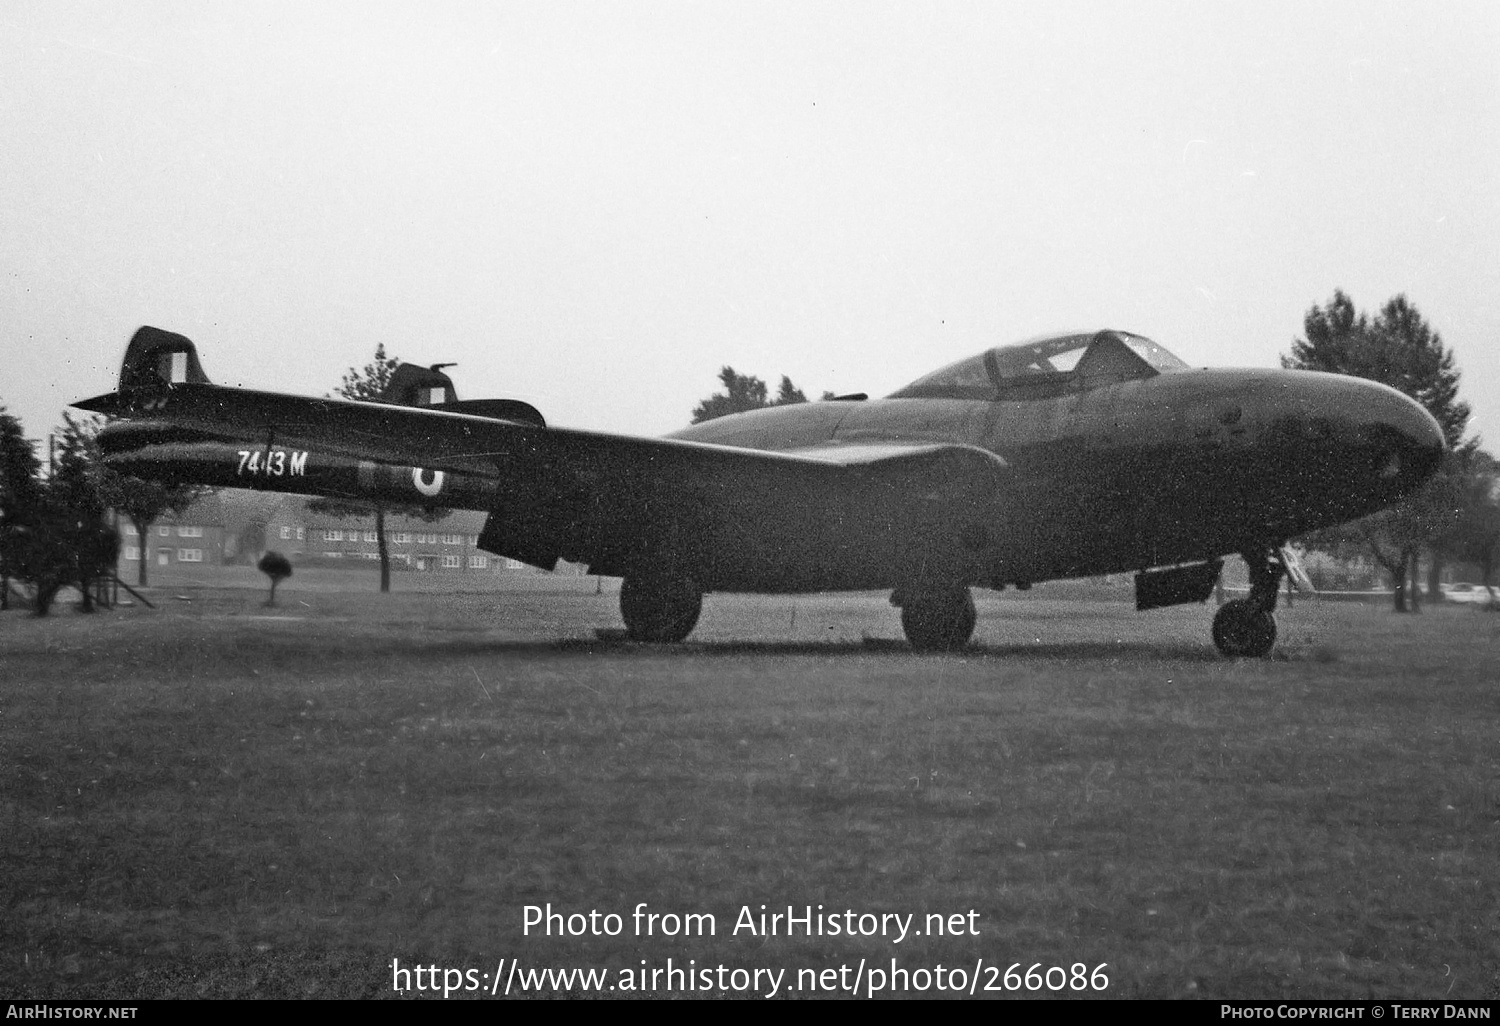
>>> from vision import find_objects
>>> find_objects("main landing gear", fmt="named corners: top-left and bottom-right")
top-left (1212, 547), bottom-right (1287, 658)
top-left (893, 586), bottom-right (976, 652)
top-left (619, 574), bottom-right (703, 643)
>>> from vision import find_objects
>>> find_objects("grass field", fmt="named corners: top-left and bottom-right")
top-left (2, 575), bottom-right (1497, 999)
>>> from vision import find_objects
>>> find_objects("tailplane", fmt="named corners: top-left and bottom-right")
top-left (76, 326), bottom-right (546, 428)
top-left (382, 360), bottom-right (546, 427)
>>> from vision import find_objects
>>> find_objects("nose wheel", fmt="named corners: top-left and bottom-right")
top-left (1212, 547), bottom-right (1286, 658)
top-left (1212, 599), bottom-right (1277, 657)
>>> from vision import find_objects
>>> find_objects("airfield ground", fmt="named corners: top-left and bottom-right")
top-left (1, 570), bottom-right (1497, 999)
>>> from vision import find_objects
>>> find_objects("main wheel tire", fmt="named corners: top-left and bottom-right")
top-left (900, 587), bottom-right (977, 652)
top-left (1211, 598), bottom-right (1276, 658)
top-left (619, 575), bottom-right (703, 643)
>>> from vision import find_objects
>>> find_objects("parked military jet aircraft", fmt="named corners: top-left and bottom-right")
top-left (77, 326), bottom-right (1444, 656)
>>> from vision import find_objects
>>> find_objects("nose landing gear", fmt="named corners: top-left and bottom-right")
top-left (1212, 547), bottom-right (1287, 658)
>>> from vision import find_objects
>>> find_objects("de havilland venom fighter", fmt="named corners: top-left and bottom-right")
top-left (76, 326), bottom-right (1444, 657)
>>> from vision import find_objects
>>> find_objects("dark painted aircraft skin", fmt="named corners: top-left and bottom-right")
top-left (77, 326), bottom-right (1444, 656)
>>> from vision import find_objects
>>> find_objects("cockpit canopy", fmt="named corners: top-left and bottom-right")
top-left (889, 330), bottom-right (1190, 401)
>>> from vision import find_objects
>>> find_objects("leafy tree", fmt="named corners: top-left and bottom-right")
top-left (1446, 451), bottom-right (1500, 595)
top-left (0, 406), bottom-right (43, 610)
top-left (774, 376), bottom-right (807, 406)
top-left (5, 415), bottom-right (120, 616)
top-left (258, 550), bottom-right (292, 606)
top-left (40, 413), bottom-right (209, 589)
top-left (333, 343), bottom-right (401, 404)
top-left (50, 415), bottom-right (120, 613)
top-left (78, 425), bottom-right (209, 588)
top-left (307, 345), bottom-right (447, 592)
top-left (691, 368), bottom-right (815, 424)
top-left (1282, 292), bottom-right (1472, 611)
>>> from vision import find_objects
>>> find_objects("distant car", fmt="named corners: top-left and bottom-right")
top-left (1441, 583), bottom-right (1498, 605)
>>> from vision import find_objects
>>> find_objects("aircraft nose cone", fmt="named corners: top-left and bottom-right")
top-left (1356, 378), bottom-right (1446, 491)
top-left (1257, 370), bottom-right (1448, 534)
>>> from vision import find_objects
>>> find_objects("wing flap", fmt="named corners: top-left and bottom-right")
top-left (776, 439), bottom-right (1007, 467)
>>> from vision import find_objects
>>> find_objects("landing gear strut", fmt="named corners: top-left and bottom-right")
top-left (1212, 547), bottom-right (1286, 658)
top-left (894, 586), bottom-right (976, 652)
top-left (619, 574), bottom-right (702, 643)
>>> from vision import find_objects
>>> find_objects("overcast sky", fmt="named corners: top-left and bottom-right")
top-left (3, 1), bottom-right (1497, 447)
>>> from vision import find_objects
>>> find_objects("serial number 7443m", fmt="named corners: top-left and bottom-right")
top-left (237, 449), bottom-right (308, 477)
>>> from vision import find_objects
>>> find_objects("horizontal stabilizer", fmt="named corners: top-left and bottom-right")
top-left (382, 362), bottom-right (546, 426)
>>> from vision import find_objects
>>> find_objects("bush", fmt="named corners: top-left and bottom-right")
top-left (257, 551), bottom-right (292, 606)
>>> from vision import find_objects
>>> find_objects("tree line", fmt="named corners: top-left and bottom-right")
top-left (0, 411), bottom-right (204, 615)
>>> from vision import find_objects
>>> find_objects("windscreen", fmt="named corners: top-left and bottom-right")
top-left (889, 331), bottom-right (1186, 400)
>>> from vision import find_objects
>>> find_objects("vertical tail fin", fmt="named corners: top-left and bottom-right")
top-left (381, 363), bottom-right (458, 406)
top-left (119, 326), bottom-right (211, 390)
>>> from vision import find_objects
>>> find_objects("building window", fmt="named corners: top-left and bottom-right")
top-left (323, 551), bottom-right (342, 559)
top-left (363, 552), bottom-right (380, 560)
top-left (178, 525), bottom-right (203, 538)
top-left (324, 530), bottom-right (342, 541)
top-left (442, 555), bottom-right (461, 569)
top-left (177, 548), bottom-right (202, 562)
top-left (346, 524), bottom-right (359, 537)
top-left (468, 555), bottom-right (488, 569)
top-left (124, 546), bottom-right (139, 561)
top-left (393, 532), bottom-right (411, 544)
top-left (295, 527), bottom-right (305, 540)
top-left (279, 526), bottom-right (292, 540)
top-left (122, 523), bottom-right (137, 536)
top-left (442, 533), bottom-right (462, 545)
top-left (364, 531), bottom-right (377, 543)
top-left (158, 526), bottom-right (170, 536)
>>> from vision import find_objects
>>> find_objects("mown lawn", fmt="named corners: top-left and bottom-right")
top-left (2, 585), bottom-right (1497, 998)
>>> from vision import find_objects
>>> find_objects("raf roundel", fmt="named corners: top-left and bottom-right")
top-left (413, 467), bottom-right (445, 497)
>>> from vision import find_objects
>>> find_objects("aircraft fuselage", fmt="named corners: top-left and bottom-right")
top-left (99, 367), bottom-right (1442, 595)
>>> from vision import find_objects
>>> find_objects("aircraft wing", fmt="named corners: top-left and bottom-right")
top-left (80, 381), bottom-right (1011, 584)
